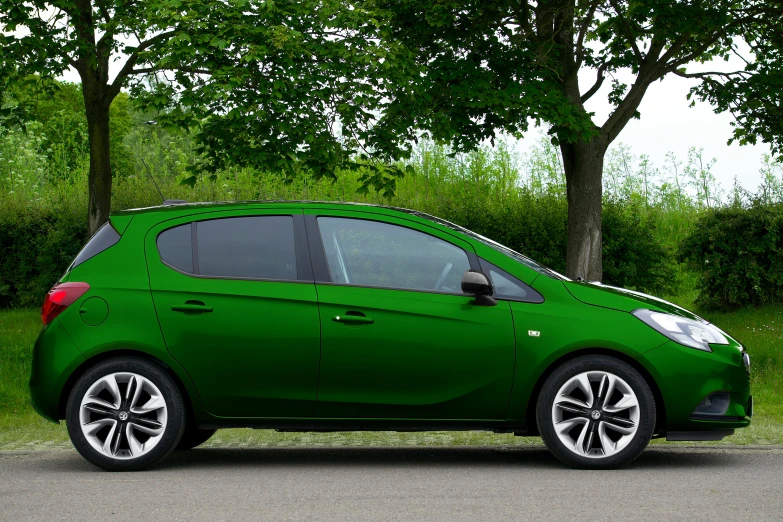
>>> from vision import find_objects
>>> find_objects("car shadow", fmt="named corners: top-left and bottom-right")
top-left (145, 444), bottom-right (739, 472)
top-left (26, 444), bottom-right (754, 473)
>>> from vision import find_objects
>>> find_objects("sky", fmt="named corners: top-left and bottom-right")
top-left (57, 44), bottom-right (774, 193)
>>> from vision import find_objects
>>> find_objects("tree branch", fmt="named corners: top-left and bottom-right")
top-left (575, 0), bottom-right (600, 64)
top-left (95, 0), bottom-right (111, 24)
top-left (672, 69), bottom-right (750, 79)
top-left (600, 58), bottom-right (662, 143)
top-left (126, 66), bottom-right (212, 76)
top-left (642, 34), bottom-right (666, 67)
top-left (511, 1), bottom-right (533, 40)
top-left (580, 62), bottom-right (608, 102)
top-left (107, 30), bottom-right (177, 97)
top-left (608, 0), bottom-right (643, 62)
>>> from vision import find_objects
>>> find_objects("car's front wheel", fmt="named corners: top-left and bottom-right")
top-left (66, 357), bottom-right (185, 471)
top-left (536, 355), bottom-right (656, 469)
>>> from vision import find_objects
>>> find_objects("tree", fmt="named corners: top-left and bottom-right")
top-left (146, 1), bottom-right (412, 198)
top-left (1, 1), bottom-right (402, 234)
top-left (371, 0), bottom-right (783, 280)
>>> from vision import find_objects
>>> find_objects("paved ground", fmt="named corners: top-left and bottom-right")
top-left (1, 445), bottom-right (782, 521)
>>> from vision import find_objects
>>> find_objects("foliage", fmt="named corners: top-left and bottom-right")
top-left (0, 1), bottom-right (411, 233)
top-left (689, 9), bottom-right (783, 157)
top-left (139, 0), bottom-right (415, 195)
top-left (372, 0), bottom-right (783, 154)
top-left (2, 79), bottom-right (135, 179)
top-left (602, 200), bottom-right (676, 293)
top-left (680, 203), bottom-right (783, 309)
top-left (0, 121), bottom-right (48, 196)
top-left (0, 198), bottom-right (88, 308)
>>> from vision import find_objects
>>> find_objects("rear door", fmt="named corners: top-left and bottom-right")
top-left (146, 209), bottom-right (321, 418)
top-left (306, 210), bottom-right (516, 421)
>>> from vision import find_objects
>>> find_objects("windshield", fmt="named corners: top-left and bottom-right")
top-left (396, 208), bottom-right (569, 280)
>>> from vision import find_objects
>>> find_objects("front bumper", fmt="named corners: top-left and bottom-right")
top-left (29, 320), bottom-right (86, 423)
top-left (639, 340), bottom-right (751, 434)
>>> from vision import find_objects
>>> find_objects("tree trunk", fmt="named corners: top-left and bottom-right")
top-left (560, 135), bottom-right (608, 282)
top-left (84, 92), bottom-right (113, 236)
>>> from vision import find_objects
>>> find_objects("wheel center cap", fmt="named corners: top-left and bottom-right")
top-left (118, 411), bottom-right (129, 421)
top-left (590, 410), bottom-right (601, 420)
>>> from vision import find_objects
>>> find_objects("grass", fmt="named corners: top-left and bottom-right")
top-left (1, 306), bottom-right (781, 451)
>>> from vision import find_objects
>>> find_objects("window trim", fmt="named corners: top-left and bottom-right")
top-left (155, 213), bottom-right (311, 283)
top-left (305, 214), bottom-right (481, 297)
top-left (479, 258), bottom-right (545, 304)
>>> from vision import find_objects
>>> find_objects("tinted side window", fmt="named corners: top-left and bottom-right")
top-left (317, 217), bottom-right (470, 293)
top-left (197, 216), bottom-right (296, 280)
top-left (157, 223), bottom-right (193, 273)
top-left (479, 259), bottom-right (544, 303)
top-left (70, 223), bottom-right (120, 269)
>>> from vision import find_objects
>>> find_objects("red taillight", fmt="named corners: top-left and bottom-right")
top-left (41, 282), bottom-right (90, 325)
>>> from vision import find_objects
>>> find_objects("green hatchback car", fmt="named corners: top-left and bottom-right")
top-left (30, 201), bottom-right (751, 470)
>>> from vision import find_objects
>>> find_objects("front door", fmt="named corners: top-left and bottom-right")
top-left (307, 212), bottom-right (516, 420)
top-left (147, 210), bottom-right (321, 418)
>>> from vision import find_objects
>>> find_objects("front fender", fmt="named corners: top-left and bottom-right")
top-left (504, 277), bottom-right (667, 423)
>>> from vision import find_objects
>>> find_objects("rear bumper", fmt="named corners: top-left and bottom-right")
top-left (29, 320), bottom-right (85, 423)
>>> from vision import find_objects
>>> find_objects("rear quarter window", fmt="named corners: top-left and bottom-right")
top-left (70, 223), bottom-right (121, 269)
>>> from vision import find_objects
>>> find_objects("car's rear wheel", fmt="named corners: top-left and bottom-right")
top-left (536, 355), bottom-right (656, 469)
top-left (176, 426), bottom-right (217, 450)
top-left (66, 357), bottom-right (185, 471)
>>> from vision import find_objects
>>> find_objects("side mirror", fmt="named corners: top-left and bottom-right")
top-left (461, 270), bottom-right (497, 306)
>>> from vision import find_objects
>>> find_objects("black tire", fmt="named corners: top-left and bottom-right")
top-left (66, 356), bottom-right (186, 471)
top-left (176, 426), bottom-right (216, 450)
top-left (536, 355), bottom-right (656, 469)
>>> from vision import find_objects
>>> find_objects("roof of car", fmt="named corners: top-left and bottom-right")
top-left (113, 200), bottom-right (462, 230)
top-left (115, 200), bottom-right (414, 216)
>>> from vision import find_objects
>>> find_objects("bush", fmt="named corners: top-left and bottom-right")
top-left (0, 200), bottom-right (88, 308)
top-left (680, 203), bottom-right (783, 309)
top-left (602, 200), bottom-right (676, 293)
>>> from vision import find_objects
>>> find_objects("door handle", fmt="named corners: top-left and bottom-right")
top-left (333, 314), bottom-right (374, 325)
top-left (171, 302), bottom-right (213, 314)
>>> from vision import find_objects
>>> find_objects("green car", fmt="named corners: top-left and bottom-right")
top-left (30, 201), bottom-right (751, 470)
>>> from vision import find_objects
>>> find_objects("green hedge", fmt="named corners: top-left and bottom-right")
top-left (681, 203), bottom-right (783, 309)
top-left (0, 202), bottom-right (88, 308)
top-left (0, 192), bottom-right (675, 308)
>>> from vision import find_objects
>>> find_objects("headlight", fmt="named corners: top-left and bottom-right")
top-left (632, 309), bottom-right (729, 352)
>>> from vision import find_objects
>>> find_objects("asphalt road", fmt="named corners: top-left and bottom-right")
top-left (1, 445), bottom-right (782, 521)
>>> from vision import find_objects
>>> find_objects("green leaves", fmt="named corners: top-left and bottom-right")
top-left (367, 0), bottom-right (783, 158)
top-left (133, 1), bottom-right (413, 194)
top-left (688, 13), bottom-right (783, 156)
top-left (0, 1), bottom-right (414, 196)
top-left (4, 0), bottom-right (781, 206)
top-left (681, 203), bottom-right (783, 309)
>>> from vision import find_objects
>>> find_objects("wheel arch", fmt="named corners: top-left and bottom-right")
top-left (524, 347), bottom-right (667, 436)
top-left (58, 349), bottom-right (200, 424)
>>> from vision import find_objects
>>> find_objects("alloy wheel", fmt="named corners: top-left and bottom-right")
top-left (78, 372), bottom-right (168, 460)
top-left (551, 371), bottom-right (640, 458)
